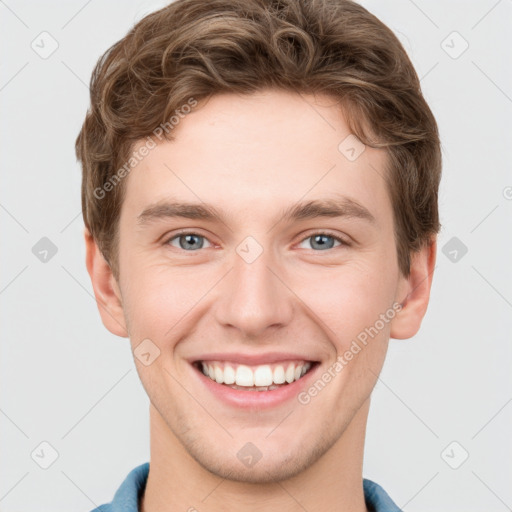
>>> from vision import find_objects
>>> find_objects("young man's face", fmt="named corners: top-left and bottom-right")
top-left (88, 90), bottom-right (434, 483)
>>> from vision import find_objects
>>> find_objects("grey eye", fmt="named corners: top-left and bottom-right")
top-left (168, 233), bottom-right (211, 251)
top-left (299, 234), bottom-right (342, 251)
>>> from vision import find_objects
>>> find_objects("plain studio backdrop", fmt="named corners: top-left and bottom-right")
top-left (1, 0), bottom-right (511, 510)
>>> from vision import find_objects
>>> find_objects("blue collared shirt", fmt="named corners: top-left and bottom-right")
top-left (92, 462), bottom-right (402, 512)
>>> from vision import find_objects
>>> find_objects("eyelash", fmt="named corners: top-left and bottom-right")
top-left (163, 230), bottom-right (350, 252)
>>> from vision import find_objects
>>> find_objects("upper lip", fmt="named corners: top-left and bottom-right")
top-left (190, 352), bottom-right (318, 366)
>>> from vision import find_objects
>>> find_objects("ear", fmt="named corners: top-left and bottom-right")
top-left (84, 227), bottom-right (128, 338)
top-left (390, 237), bottom-right (437, 340)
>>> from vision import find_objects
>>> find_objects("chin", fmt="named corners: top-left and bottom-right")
top-left (184, 433), bottom-right (335, 484)
top-left (194, 454), bottom-right (308, 484)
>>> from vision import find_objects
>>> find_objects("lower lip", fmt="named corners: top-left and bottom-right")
top-left (191, 362), bottom-right (320, 409)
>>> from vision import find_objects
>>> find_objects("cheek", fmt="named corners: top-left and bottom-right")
top-left (296, 261), bottom-right (396, 348)
top-left (120, 258), bottom-right (213, 343)
top-left (120, 229), bottom-right (399, 349)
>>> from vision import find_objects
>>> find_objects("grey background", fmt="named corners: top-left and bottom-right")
top-left (1, 0), bottom-right (511, 510)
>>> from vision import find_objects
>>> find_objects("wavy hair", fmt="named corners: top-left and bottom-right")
top-left (76, 0), bottom-right (442, 279)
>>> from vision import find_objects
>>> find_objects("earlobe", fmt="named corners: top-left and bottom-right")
top-left (84, 228), bottom-right (129, 338)
top-left (390, 238), bottom-right (437, 340)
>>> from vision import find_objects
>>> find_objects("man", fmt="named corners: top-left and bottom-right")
top-left (76, 0), bottom-right (441, 510)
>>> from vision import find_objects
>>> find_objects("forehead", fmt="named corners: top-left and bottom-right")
top-left (122, 90), bottom-right (391, 228)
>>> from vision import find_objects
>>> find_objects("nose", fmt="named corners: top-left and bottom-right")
top-left (213, 244), bottom-right (294, 340)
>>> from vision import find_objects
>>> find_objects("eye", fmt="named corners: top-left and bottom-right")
top-left (164, 231), bottom-right (347, 252)
top-left (166, 232), bottom-right (212, 251)
top-left (297, 232), bottom-right (346, 251)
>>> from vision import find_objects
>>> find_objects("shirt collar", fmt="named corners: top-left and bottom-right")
top-left (94, 462), bottom-right (402, 512)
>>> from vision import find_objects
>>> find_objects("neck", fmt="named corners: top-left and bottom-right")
top-left (141, 399), bottom-right (370, 512)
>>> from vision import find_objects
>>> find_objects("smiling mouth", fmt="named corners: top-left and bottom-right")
top-left (193, 360), bottom-right (319, 391)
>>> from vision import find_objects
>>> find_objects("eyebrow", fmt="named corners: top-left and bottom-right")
top-left (136, 196), bottom-right (376, 227)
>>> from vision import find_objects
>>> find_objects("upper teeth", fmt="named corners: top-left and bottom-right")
top-left (200, 361), bottom-right (312, 387)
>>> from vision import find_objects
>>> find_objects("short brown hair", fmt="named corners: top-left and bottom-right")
top-left (76, 0), bottom-right (442, 280)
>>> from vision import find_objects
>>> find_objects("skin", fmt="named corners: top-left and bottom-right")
top-left (85, 89), bottom-right (437, 512)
